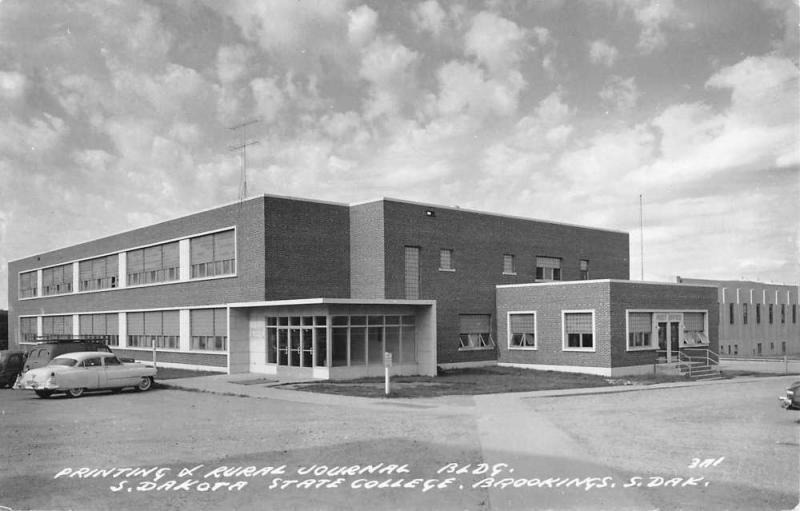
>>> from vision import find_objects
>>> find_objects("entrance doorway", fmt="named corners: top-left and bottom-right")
top-left (657, 314), bottom-right (682, 363)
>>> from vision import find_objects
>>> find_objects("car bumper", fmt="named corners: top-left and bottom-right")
top-left (779, 396), bottom-right (798, 410)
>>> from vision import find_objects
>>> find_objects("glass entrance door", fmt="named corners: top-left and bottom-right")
top-left (657, 320), bottom-right (681, 363)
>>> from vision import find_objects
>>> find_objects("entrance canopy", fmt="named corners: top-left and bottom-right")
top-left (227, 298), bottom-right (437, 379)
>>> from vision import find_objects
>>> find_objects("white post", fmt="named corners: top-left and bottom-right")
top-left (384, 352), bottom-right (392, 397)
top-left (152, 341), bottom-right (157, 370)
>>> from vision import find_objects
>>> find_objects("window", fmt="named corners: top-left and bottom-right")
top-left (682, 312), bottom-right (708, 345)
top-left (563, 311), bottom-right (594, 350)
top-left (508, 312), bottom-right (536, 349)
top-left (794, 304), bottom-right (797, 324)
top-left (41, 315), bottom-right (73, 337)
top-left (190, 308), bottom-right (227, 351)
top-left (757, 343), bottom-right (762, 355)
top-left (782, 342), bottom-right (786, 354)
top-left (503, 254), bottom-right (515, 275)
top-left (756, 303), bottom-right (761, 324)
top-left (267, 315), bottom-right (333, 367)
top-left (458, 314), bottom-right (494, 350)
top-left (439, 249), bottom-right (454, 271)
top-left (19, 271), bottom-right (37, 298)
top-left (20, 317), bottom-right (37, 342)
top-left (733, 344), bottom-right (738, 355)
top-left (729, 303), bottom-right (735, 324)
top-left (404, 246), bottom-right (420, 299)
top-left (627, 312), bottom-right (654, 349)
top-left (769, 304), bottom-right (774, 324)
top-left (580, 259), bottom-right (589, 280)
top-left (742, 303), bottom-right (748, 324)
top-left (781, 304), bottom-right (785, 324)
top-left (770, 342), bottom-right (774, 352)
top-left (536, 257), bottom-right (561, 281)
top-left (42, 263), bottom-right (73, 296)
top-left (79, 313), bottom-right (119, 346)
top-left (727, 345), bottom-right (731, 355)
top-left (127, 242), bottom-right (179, 286)
top-left (326, 315), bottom-right (415, 367)
top-left (79, 254), bottom-right (118, 291)
top-left (190, 230), bottom-right (235, 279)
top-left (128, 311), bottom-right (179, 349)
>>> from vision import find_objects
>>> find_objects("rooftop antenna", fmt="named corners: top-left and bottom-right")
top-left (639, 194), bottom-right (644, 280)
top-left (229, 119), bottom-right (260, 201)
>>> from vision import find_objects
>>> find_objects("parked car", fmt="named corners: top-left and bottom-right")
top-left (21, 337), bottom-right (113, 373)
top-left (779, 380), bottom-right (800, 410)
top-left (15, 351), bottom-right (156, 398)
top-left (0, 350), bottom-right (26, 388)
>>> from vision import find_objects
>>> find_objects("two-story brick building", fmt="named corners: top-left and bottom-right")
top-left (8, 194), bottom-right (719, 378)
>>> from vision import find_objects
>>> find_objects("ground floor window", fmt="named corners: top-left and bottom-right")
top-left (627, 312), bottom-right (653, 350)
top-left (563, 311), bottom-right (594, 351)
top-left (329, 315), bottom-right (416, 367)
top-left (266, 316), bottom-right (328, 367)
top-left (508, 312), bottom-right (536, 349)
top-left (190, 308), bottom-right (227, 351)
top-left (458, 314), bottom-right (494, 350)
top-left (20, 316), bottom-right (37, 342)
top-left (79, 313), bottom-right (120, 346)
top-left (128, 310), bottom-right (181, 349)
top-left (41, 315), bottom-right (73, 337)
top-left (681, 312), bottom-right (708, 346)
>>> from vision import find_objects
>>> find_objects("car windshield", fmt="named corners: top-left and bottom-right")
top-left (49, 358), bottom-right (78, 367)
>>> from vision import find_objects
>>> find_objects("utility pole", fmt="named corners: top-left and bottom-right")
top-left (639, 194), bottom-right (644, 280)
top-left (229, 119), bottom-right (260, 201)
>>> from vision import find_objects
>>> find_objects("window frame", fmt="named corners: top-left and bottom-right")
top-left (189, 229), bottom-right (237, 281)
top-left (535, 256), bottom-right (562, 282)
top-left (562, 309), bottom-right (596, 352)
top-left (438, 248), bottom-right (455, 272)
top-left (507, 311), bottom-right (537, 350)
top-left (625, 310), bottom-right (657, 352)
top-left (502, 254), bottom-right (516, 275)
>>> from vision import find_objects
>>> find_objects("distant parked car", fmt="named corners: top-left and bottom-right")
top-left (778, 381), bottom-right (800, 410)
top-left (15, 351), bottom-right (156, 398)
top-left (21, 337), bottom-right (113, 374)
top-left (0, 350), bottom-right (26, 388)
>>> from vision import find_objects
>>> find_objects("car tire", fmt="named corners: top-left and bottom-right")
top-left (66, 388), bottom-right (85, 398)
top-left (136, 377), bottom-right (153, 392)
top-left (34, 390), bottom-right (53, 399)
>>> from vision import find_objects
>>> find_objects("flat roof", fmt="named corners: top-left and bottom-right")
top-left (227, 298), bottom-right (436, 308)
top-left (496, 279), bottom-right (719, 289)
top-left (352, 196), bottom-right (627, 235)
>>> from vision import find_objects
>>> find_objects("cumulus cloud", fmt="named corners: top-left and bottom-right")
top-left (348, 4), bottom-right (378, 47)
top-left (0, 70), bottom-right (27, 100)
top-left (464, 11), bottom-right (529, 75)
top-left (250, 76), bottom-right (286, 123)
top-left (358, 36), bottom-right (419, 119)
top-left (589, 39), bottom-right (618, 67)
top-left (434, 60), bottom-right (525, 118)
top-left (599, 76), bottom-right (640, 112)
top-left (412, 0), bottom-right (447, 36)
top-left (216, 45), bottom-right (250, 84)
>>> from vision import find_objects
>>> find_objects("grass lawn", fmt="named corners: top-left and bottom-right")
top-left (280, 366), bottom-right (696, 398)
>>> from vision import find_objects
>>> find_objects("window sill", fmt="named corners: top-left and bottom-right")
top-left (438, 268), bottom-right (456, 272)
top-left (626, 346), bottom-right (657, 352)
top-left (502, 272), bottom-right (517, 276)
top-left (458, 346), bottom-right (494, 351)
top-left (562, 347), bottom-right (596, 352)
top-left (509, 346), bottom-right (537, 351)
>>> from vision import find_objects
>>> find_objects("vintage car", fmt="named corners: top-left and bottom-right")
top-left (0, 350), bottom-right (26, 388)
top-left (16, 351), bottom-right (156, 398)
top-left (778, 380), bottom-right (800, 410)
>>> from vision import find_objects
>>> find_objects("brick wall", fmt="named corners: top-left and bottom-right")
top-left (350, 201), bottom-right (385, 299)
top-left (264, 196), bottom-right (350, 299)
top-left (9, 198), bottom-right (268, 347)
top-left (379, 200), bottom-right (630, 365)
top-left (113, 348), bottom-right (227, 368)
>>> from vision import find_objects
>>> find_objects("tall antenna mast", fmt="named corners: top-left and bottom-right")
top-left (229, 119), bottom-right (260, 201)
top-left (639, 194), bottom-right (644, 280)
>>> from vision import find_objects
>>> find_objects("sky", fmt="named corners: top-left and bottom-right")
top-left (0, 0), bottom-right (798, 309)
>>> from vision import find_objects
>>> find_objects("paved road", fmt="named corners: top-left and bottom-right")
top-left (1, 376), bottom-right (797, 510)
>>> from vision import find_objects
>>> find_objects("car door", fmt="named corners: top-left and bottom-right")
top-left (77, 357), bottom-right (104, 389)
top-left (102, 356), bottom-right (135, 387)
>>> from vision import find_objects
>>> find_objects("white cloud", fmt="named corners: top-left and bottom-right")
top-left (250, 76), bottom-right (286, 123)
top-left (589, 39), bottom-right (618, 67)
top-left (348, 5), bottom-right (378, 47)
top-left (358, 36), bottom-right (419, 119)
top-left (434, 60), bottom-right (525, 118)
top-left (216, 45), bottom-right (250, 84)
top-left (0, 70), bottom-right (27, 100)
top-left (464, 11), bottom-right (529, 75)
top-left (599, 76), bottom-right (640, 112)
top-left (612, 0), bottom-right (689, 54)
top-left (0, 114), bottom-right (68, 157)
top-left (412, 0), bottom-right (446, 36)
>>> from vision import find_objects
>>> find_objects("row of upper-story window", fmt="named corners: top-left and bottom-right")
top-left (18, 308), bottom-right (228, 352)
top-left (18, 229), bottom-right (236, 299)
top-left (437, 250), bottom-right (589, 280)
top-left (726, 302), bottom-right (797, 326)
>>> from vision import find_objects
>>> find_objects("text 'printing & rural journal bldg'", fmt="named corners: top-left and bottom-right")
top-left (9, 194), bottom-right (725, 379)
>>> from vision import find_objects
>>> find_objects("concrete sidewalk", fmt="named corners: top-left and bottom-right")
top-left (157, 371), bottom-right (798, 410)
